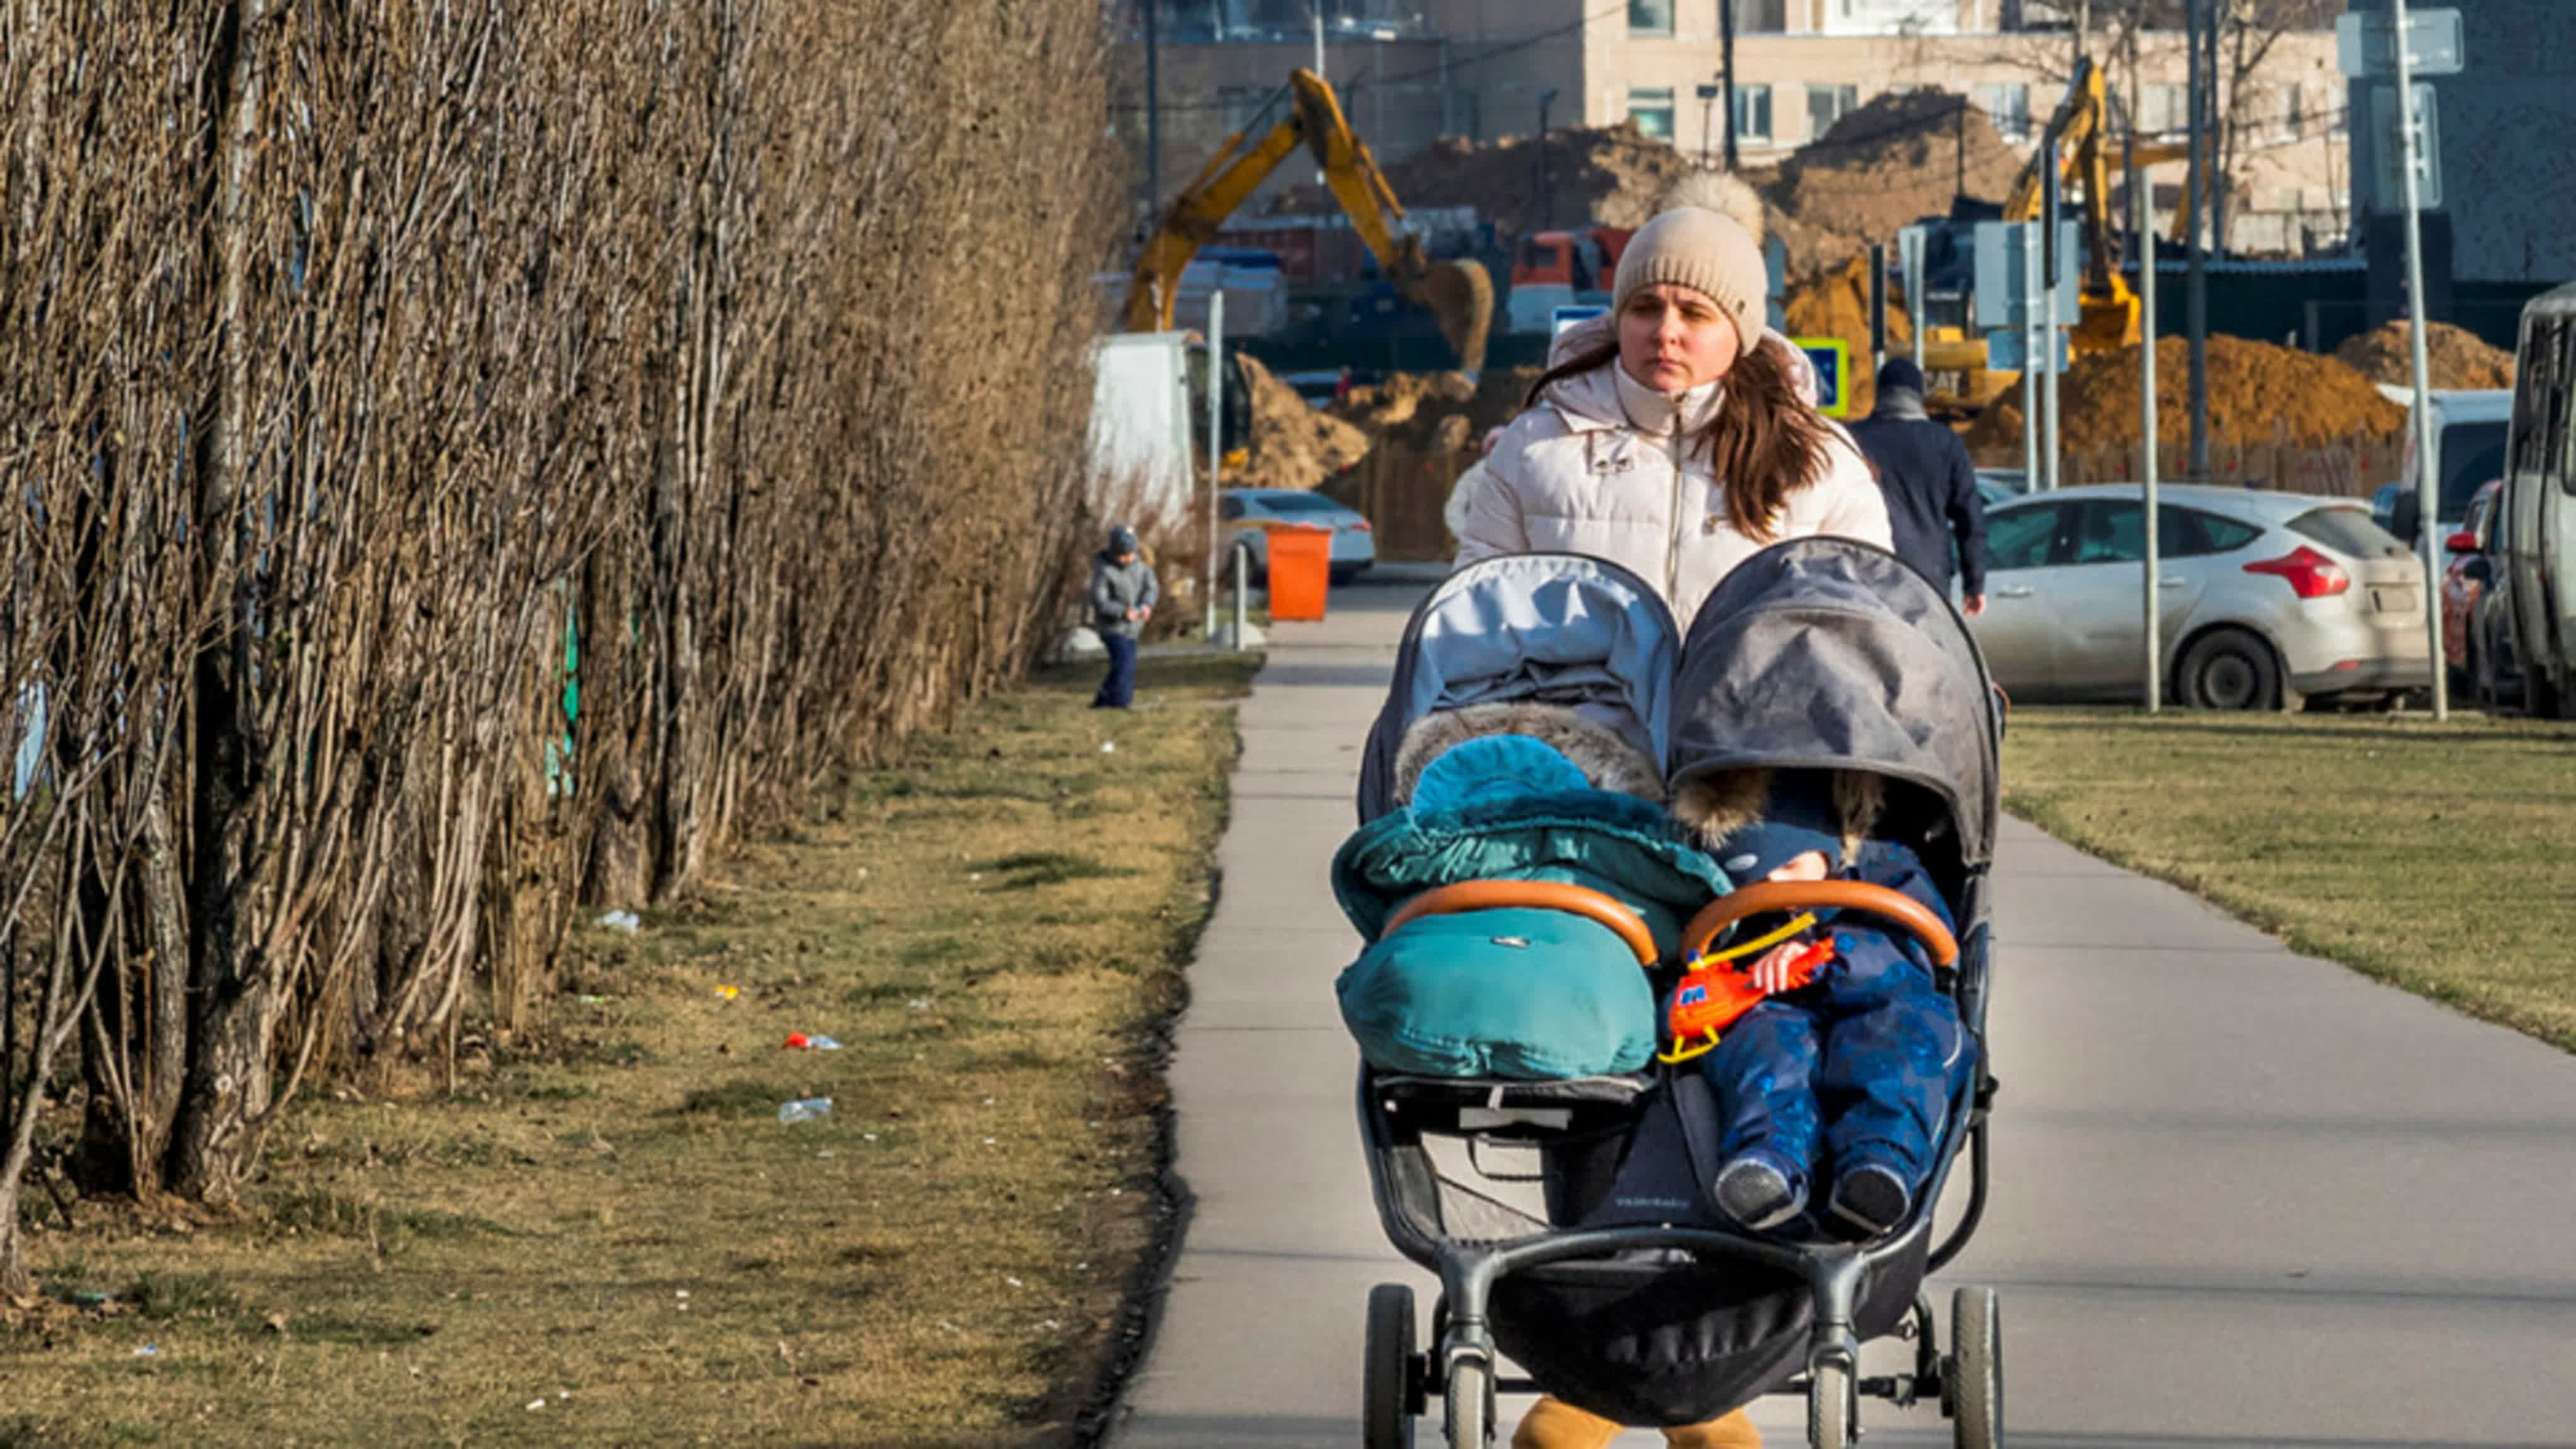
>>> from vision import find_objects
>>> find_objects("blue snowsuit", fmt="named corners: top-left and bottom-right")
top-left (1698, 839), bottom-right (1970, 1208)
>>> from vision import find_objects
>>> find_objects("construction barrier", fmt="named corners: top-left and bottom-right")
top-left (1264, 524), bottom-right (1333, 621)
top-left (1328, 443), bottom-right (1475, 562)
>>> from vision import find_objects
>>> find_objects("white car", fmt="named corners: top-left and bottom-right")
top-left (1220, 487), bottom-right (1375, 584)
top-left (1969, 484), bottom-right (2431, 709)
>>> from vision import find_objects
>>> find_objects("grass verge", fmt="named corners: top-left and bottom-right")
top-left (2002, 706), bottom-right (2576, 1049)
top-left (0, 650), bottom-right (1261, 1448)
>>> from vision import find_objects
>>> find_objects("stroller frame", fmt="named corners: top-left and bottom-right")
top-left (1346, 543), bottom-right (2008, 1449)
top-left (1355, 909), bottom-right (1999, 1449)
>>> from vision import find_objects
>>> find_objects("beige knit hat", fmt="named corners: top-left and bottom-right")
top-left (1610, 205), bottom-right (1768, 345)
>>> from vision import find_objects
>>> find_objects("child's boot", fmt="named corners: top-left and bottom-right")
top-left (1712, 1150), bottom-right (1805, 1231)
top-left (1663, 1407), bottom-right (1764, 1448)
top-left (1827, 1160), bottom-right (1913, 1236)
top-left (1511, 1395), bottom-right (1624, 1449)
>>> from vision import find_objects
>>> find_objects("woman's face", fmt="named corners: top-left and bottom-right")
top-left (1616, 283), bottom-right (1741, 394)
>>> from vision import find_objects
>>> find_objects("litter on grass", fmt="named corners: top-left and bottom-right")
top-left (596, 910), bottom-right (641, 934)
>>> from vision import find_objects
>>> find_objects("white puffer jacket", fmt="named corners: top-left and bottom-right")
top-left (1453, 316), bottom-right (1891, 628)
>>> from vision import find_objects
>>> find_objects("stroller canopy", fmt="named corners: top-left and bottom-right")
top-left (1357, 553), bottom-right (1680, 823)
top-left (1668, 538), bottom-right (2001, 872)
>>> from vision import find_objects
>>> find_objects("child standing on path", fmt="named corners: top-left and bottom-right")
top-left (1089, 525), bottom-right (1158, 709)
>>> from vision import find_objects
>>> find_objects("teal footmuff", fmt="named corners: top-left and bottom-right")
top-left (1331, 733), bottom-right (1729, 1080)
top-left (1336, 906), bottom-right (1659, 1079)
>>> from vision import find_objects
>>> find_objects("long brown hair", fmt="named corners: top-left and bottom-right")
top-left (1526, 332), bottom-right (1845, 543)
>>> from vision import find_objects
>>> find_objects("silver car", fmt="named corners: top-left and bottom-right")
top-left (1968, 484), bottom-right (2431, 709)
top-left (1221, 487), bottom-right (1376, 584)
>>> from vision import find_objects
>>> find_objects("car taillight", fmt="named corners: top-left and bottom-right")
top-left (2243, 545), bottom-right (2350, 599)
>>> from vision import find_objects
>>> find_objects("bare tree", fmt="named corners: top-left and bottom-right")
top-left (1, 0), bottom-right (1118, 1263)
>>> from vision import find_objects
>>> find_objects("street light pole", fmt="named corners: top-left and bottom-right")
top-left (1536, 89), bottom-right (1558, 232)
top-left (2391, 0), bottom-right (2447, 719)
top-left (1143, 0), bottom-right (1161, 219)
top-left (1719, 0), bottom-right (1740, 170)
top-left (2185, 0), bottom-right (2211, 480)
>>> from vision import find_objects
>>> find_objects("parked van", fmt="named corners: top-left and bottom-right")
top-left (2496, 284), bottom-right (2576, 718)
top-left (2371, 386), bottom-right (2513, 546)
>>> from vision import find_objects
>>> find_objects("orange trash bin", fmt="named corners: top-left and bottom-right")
top-left (1263, 523), bottom-right (1333, 622)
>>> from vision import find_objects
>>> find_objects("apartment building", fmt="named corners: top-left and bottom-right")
top-left (1118, 0), bottom-right (2350, 253)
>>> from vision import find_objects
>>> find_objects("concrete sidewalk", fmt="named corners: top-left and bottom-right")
top-left (1111, 575), bottom-right (2576, 1448)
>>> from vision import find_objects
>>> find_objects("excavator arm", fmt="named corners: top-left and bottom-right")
top-left (1121, 69), bottom-right (1492, 372)
top-left (1999, 58), bottom-right (2200, 355)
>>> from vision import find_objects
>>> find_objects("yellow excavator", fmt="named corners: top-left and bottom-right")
top-left (1121, 68), bottom-right (1493, 374)
top-left (1918, 57), bottom-right (2199, 376)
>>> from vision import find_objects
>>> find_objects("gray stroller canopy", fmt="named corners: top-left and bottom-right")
top-left (1668, 538), bottom-right (2001, 871)
top-left (1357, 553), bottom-right (1680, 823)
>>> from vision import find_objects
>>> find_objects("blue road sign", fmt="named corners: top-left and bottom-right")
top-left (1550, 304), bottom-right (1607, 339)
top-left (1792, 337), bottom-right (1852, 418)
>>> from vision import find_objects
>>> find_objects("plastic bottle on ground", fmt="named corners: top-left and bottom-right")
top-left (777, 1097), bottom-right (833, 1124)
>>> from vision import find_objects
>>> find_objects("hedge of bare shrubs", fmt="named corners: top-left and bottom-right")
top-left (0, 0), bottom-right (1116, 1291)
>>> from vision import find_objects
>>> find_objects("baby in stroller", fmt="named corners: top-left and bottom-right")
top-left (1670, 766), bottom-right (1969, 1238)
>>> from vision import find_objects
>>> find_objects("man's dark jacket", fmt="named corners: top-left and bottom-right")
top-left (1846, 389), bottom-right (1985, 596)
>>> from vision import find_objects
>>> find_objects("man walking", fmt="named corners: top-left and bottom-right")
top-left (1846, 358), bottom-right (1986, 614)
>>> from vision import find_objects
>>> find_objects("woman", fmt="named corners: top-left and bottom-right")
top-left (1455, 204), bottom-right (1890, 633)
top-left (1472, 204), bottom-right (1888, 1449)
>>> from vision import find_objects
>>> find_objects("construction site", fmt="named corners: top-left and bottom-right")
top-left (1124, 75), bottom-right (2523, 562)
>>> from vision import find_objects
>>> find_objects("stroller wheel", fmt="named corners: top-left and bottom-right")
top-left (1363, 1284), bottom-right (1418, 1448)
top-left (1443, 1357), bottom-right (1491, 1447)
top-left (1950, 1285), bottom-right (2003, 1448)
top-left (1807, 1361), bottom-right (1854, 1449)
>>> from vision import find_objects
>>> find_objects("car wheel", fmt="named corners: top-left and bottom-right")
top-left (2177, 628), bottom-right (2283, 711)
top-left (2531, 666), bottom-right (2566, 720)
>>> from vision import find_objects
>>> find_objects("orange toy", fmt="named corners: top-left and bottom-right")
top-left (1658, 921), bottom-right (1833, 1065)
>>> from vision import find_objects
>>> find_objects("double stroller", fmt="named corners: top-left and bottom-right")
top-left (1336, 541), bottom-right (2005, 1449)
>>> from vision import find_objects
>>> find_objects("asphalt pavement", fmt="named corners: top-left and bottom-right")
top-left (1109, 570), bottom-right (2576, 1449)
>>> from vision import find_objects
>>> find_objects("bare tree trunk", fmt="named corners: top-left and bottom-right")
top-left (167, 0), bottom-right (272, 1205)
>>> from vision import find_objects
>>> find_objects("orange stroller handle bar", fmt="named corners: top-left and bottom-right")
top-left (1679, 880), bottom-right (1958, 969)
top-left (1383, 880), bottom-right (1659, 967)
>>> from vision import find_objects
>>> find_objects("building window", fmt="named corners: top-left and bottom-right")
top-left (1735, 83), bottom-right (1774, 143)
top-left (1629, 0), bottom-right (1675, 36)
top-left (1806, 84), bottom-right (1860, 140)
top-left (1629, 87), bottom-right (1678, 140)
top-left (1729, 0), bottom-right (1788, 31)
top-left (1975, 82), bottom-right (2030, 142)
top-left (2279, 84), bottom-right (2305, 141)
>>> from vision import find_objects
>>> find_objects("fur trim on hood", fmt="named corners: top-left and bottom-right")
top-left (1671, 768), bottom-right (1885, 866)
top-left (1391, 702), bottom-right (1664, 807)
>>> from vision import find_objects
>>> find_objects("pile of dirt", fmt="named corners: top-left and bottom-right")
top-left (1965, 335), bottom-right (2407, 457)
top-left (1772, 89), bottom-right (2023, 272)
top-left (2332, 319), bottom-right (2516, 391)
top-left (1328, 367), bottom-right (1542, 453)
top-left (1266, 119), bottom-right (1699, 233)
top-left (1232, 352), bottom-right (1372, 490)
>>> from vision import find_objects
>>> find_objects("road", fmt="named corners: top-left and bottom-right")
top-left (1110, 573), bottom-right (2576, 1448)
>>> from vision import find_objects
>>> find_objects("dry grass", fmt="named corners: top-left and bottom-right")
top-left (0, 653), bottom-right (1259, 1448)
top-left (2002, 707), bottom-right (2576, 1048)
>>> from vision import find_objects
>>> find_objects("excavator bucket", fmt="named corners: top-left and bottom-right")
top-left (1415, 258), bottom-right (1494, 375)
